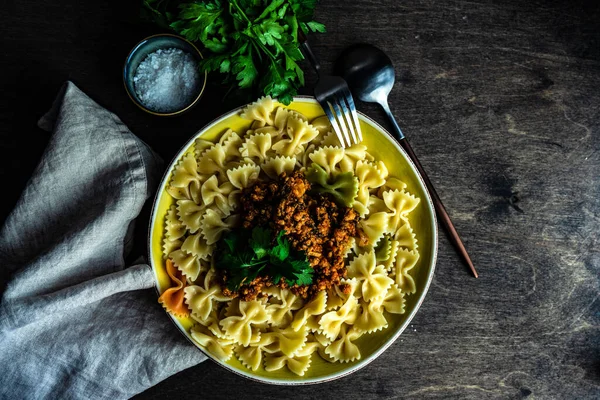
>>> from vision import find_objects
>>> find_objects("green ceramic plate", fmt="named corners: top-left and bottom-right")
top-left (148, 97), bottom-right (438, 384)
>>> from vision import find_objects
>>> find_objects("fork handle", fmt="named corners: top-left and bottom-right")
top-left (298, 30), bottom-right (321, 76)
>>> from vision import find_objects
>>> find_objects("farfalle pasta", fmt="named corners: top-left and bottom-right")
top-left (159, 96), bottom-right (422, 376)
top-left (169, 249), bottom-right (203, 281)
top-left (158, 259), bottom-right (191, 318)
top-left (226, 164), bottom-right (260, 190)
top-left (200, 175), bottom-right (234, 216)
top-left (167, 152), bottom-right (204, 203)
top-left (240, 133), bottom-right (272, 162)
top-left (261, 156), bottom-right (296, 179)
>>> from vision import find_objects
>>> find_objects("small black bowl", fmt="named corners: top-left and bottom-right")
top-left (123, 33), bottom-right (207, 116)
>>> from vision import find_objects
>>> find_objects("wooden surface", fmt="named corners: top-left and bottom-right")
top-left (1, 0), bottom-right (599, 398)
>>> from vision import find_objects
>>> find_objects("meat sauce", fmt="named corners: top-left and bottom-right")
top-left (222, 170), bottom-right (368, 301)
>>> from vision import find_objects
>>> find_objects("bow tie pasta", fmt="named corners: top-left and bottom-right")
top-left (159, 96), bottom-right (422, 376)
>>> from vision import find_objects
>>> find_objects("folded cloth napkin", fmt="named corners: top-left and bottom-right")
top-left (0, 82), bottom-right (206, 399)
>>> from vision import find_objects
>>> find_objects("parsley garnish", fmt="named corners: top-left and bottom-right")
top-left (214, 226), bottom-right (314, 291)
top-left (142, 0), bottom-right (326, 105)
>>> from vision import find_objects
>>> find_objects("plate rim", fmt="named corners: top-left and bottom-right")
top-left (147, 96), bottom-right (439, 385)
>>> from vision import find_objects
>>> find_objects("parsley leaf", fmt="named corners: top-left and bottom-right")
top-left (306, 20), bottom-right (326, 33)
top-left (257, 20), bottom-right (285, 47)
top-left (232, 48), bottom-right (258, 88)
top-left (223, 229), bottom-right (248, 253)
top-left (289, 258), bottom-right (313, 285)
top-left (214, 226), bottom-right (314, 291)
top-left (270, 230), bottom-right (290, 261)
top-left (142, 0), bottom-right (325, 105)
top-left (293, 270), bottom-right (313, 286)
top-left (249, 226), bottom-right (271, 259)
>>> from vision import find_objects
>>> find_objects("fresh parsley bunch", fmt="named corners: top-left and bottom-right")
top-left (215, 226), bottom-right (314, 291)
top-left (143, 0), bottom-right (326, 104)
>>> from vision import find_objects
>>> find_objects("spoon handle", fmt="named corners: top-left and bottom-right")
top-left (380, 102), bottom-right (478, 278)
top-left (380, 100), bottom-right (405, 140)
top-left (399, 139), bottom-right (478, 278)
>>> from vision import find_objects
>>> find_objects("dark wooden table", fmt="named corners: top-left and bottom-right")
top-left (1, 0), bottom-right (599, 398)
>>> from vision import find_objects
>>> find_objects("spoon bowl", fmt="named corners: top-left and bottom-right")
top-left (334, 43), bottom-right (396, 105)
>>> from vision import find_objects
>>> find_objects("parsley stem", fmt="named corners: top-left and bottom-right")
top-left (249, 39), bottom-right (264, 63)
top-left (250, 31), bottom-right (277, 60)
top-left (230, 0), bottom-right (251, 24)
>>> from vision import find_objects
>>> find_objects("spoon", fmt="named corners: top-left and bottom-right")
top-left (334, 44), bottom-right (478, 278)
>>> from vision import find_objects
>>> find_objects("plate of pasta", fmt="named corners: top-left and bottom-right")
top-left (149, 96), bottom-right (438, 384)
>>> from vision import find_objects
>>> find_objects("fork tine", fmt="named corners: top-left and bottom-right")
top-left (342, 87), bottom-right (363, 143)
top-left (322, 101), bottom-right (346, 148)
top-left (331, 100), bottom-right (352, 148)
top-left (338, 95), bottom-right (359, 146)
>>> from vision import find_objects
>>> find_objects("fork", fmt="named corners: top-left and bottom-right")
top-left (299, 33), bottom-right (362, 148)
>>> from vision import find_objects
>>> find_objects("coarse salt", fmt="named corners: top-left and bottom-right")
top-left (133, 48), bottom-right (200, 113)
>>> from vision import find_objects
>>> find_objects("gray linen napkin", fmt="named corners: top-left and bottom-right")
top-left (0, 82), bottom-right (206, 399)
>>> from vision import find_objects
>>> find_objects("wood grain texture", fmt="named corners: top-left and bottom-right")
top-left (1, 0), bottom-right (599, 398)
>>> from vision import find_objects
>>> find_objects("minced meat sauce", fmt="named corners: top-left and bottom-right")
top-left (221, 170), bottom-right (368, 301)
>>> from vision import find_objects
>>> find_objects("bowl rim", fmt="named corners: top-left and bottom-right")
top-left (123, 33), bottom-right (208, 117)
top-left (147, 96), bottom-right (439, 384)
